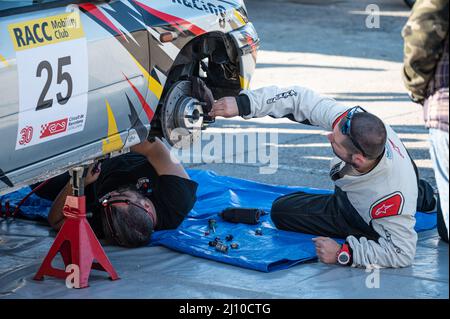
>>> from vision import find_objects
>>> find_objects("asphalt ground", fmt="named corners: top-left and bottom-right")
top-left (186, 0), bottom-right (436, 191)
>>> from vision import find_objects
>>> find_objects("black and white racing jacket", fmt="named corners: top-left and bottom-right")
top-left (239, 86), bottom-right (418, 268)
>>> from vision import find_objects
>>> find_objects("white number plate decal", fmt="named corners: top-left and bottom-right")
top-left (9, 11), bottom-right (88, 150)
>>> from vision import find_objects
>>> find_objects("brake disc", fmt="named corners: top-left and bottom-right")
top-left (161, 80), bottom-right (204, 148)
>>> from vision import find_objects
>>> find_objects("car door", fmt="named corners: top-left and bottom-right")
top-left (0, 0), bottom-right (150, 193)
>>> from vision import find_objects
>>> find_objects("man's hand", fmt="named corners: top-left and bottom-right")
top-left (84, 162), bottom-right (101, 186)
top-left (130, 139), bottom-right (155, 156)
top-left (209, 97), bottom-right (239, 118)
top-left (312, 237), bottom-right (341, 264)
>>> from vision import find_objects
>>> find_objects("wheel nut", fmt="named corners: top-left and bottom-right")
top-left (215, 243), bottom-right (229, 253)
top-left (209, 241), bottom-right (218, 247)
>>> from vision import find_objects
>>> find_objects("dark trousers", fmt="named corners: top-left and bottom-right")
top-left (271, 179), bottom-right (436, 240)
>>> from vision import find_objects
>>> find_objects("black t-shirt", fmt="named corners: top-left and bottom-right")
top-left (32, 153), bottom-right (198, 237)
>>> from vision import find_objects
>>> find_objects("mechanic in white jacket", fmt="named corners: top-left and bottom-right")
top-left (209, 86), bottom-right (436, 268)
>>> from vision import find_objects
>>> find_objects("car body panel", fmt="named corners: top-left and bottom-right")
top-left (0, 0), bottom-right (259, 195)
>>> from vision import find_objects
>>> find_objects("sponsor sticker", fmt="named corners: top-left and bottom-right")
top-left (40, 118), bottom-right (68, 138)
top-left (370, 192), bottom-right (404, 219)
top-left (10, 11), bottom-right (89, 149)
top-left (8, 12), bottom-right (85, 51)
top-left (18, 126), bottom-right (34, 146)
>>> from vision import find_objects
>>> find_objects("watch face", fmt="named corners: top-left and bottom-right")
top-left (338, 252), bottom-right (350, 265)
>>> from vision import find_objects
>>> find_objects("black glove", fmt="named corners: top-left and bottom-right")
top-left (190, 76), bottom-right (215, 113)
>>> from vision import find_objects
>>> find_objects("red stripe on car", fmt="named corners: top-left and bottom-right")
top-left (132, 0), bottom-right (206, 36)
top-left (79, 3), bottom-right (127, 41)
top-left (123, 73), bottom-right (155, 122)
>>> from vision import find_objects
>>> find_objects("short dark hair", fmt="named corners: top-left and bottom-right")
top-left (340, 112), bottom-right (387, 160)
top-left (101, 187), bottom-right (154, 248)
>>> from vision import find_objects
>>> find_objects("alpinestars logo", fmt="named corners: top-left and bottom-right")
top-left (375, 204), bottom-right (395, 216)
top-left (266, 90), bottom-right (298, 105)
top-left (370, 192), bottom-right (404, 220)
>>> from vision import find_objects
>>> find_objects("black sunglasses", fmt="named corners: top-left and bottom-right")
top-left (340, 106), bottom-right (368, 157)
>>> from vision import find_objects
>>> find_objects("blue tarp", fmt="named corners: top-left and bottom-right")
top-left (1, 169), bottom-right (437, 272)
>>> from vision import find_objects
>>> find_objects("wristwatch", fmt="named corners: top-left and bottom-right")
top-left (337, 243), bottom-right (352, 266)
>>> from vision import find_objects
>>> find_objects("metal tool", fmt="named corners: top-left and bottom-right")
top-left (220, 208), bottom-right (266, 225)
top-left (209, 241), bottom-right (218, 247)
top-left (215, 243), bottom-right (229, 254)
top-left (208, 219), bottom-right (217, 233)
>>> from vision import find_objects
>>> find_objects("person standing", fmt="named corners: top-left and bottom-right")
top-left (402, 0), bottom-right (449, 242)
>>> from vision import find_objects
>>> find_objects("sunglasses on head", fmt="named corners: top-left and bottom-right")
top-left (99, 192), bottom-right (154, 246)
top-left (340, 106), bottom-right (368, 157)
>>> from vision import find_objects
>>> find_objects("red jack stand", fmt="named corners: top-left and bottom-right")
top-left (34, 166), bottom-right (119, 288)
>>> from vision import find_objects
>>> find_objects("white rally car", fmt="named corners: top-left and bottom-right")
top-left (0, 0), bottom-right (259, 195)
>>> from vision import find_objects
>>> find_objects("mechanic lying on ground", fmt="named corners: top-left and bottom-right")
top-left (209, 86), bottom-right (436, 268)
top-left (31, 138), bottom-right (198, 248)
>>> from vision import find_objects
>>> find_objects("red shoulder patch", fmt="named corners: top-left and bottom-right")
top-left (370, 192), bottom-right (404, 219)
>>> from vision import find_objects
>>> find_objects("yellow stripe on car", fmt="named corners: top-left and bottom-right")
top-left (0, 54), bottom-right (9, 67)
top-left (149, 75), bottom-right (163, 100)
top-left (102, 99), bottom-right (124, 154)
top-left (234, 9), bottom-right (247, 26)
top-left (130, 54), bottom-right (163, 100)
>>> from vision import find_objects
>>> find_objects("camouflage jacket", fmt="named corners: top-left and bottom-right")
top-left (424, 35), bottom-right (449, 131)
top-left (402, 0), bottom-right (449, 105)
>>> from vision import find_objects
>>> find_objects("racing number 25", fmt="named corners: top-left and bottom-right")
top-left (36, 56), bottom-right (73, 111)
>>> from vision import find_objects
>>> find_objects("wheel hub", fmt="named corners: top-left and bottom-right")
top-left (161, 80), bottom-right (204, 147)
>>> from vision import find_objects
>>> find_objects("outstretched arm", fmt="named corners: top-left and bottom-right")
top-left (210, 86), bottom-right (350, 131)
top-left (130, 138), bottom-right (189, 179)
top-left (48, 164), bottom-right (101, 231)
